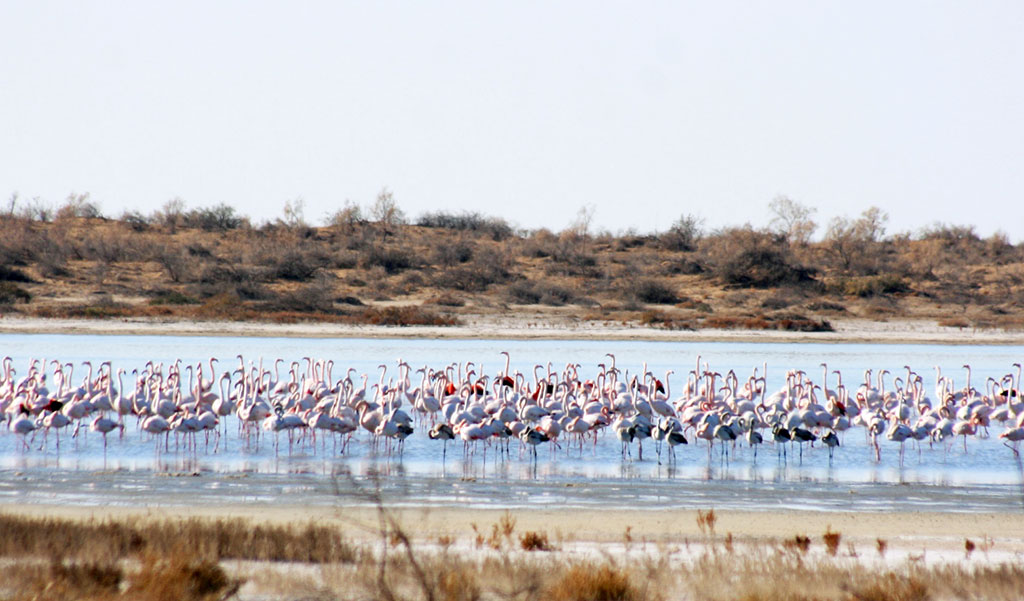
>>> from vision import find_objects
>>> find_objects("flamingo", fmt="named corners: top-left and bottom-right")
top-left (89, 415), bottom-right (122, 456)
top-left (998, 427), bottom-right (1024, 456)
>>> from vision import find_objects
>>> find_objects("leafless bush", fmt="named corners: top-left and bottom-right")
top-left (426, 292), bottom-right (466, 307)
top-left (0, 264), bottom-right (32, 282)
top-left (269, 280), bottom-right (336, 313)
top-left (659, 213), bottom-right (704, 251)
top-left (761, 294), bottom-right (796, 310)
top-left (360, 305), bottom-right (459, 326)
top-left (436, 247), bottom-right (513, 292)
top-left (361, 244), bottom-right (418, 274)
top-left (0, 282), bottom-right (31, 304)
top-left (630, 277), bottom-right (679, 304)
top-left (152, 244), bottom-right (193, 283)
top-left (614, 231), bottom-right (656, 251)
top-left (823, 206), bottom-right (889, 275)
top-left (370, 188), bottom-right (406, 239)
top-left (120, 209), bottom-right (150, 231)
top-left (326, 199), bottom-right (366, 230)
top-left (417, 210), bottom-right (514, 241)
top-left (702, 227), bottom-right (814, 288)
top-left (270, 248), bottom-right (327, 281)
top-left (153, 197), bottom-right (186, 231)
top-left (696, 509), bottom-right (717, 535)
top-left (827, 274), bottom-right (908, 298)
top-left (194, 265), bottom-right (269, 299)
top-left (182, 203), bottom-right (246, 231)
top-left (522, 228), bottom-right (560, 258)
top-left (432, 238), bottom-right (475, 266)
top-left (506, 280), bottom-right (576, 306)
top-left (55, 192), bottom-right (103, 220)
top-left (76, 230), bottom-right (145, 264)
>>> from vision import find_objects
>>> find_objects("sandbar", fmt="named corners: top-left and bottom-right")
top-left (0, 315), bottom-right (1022, 345)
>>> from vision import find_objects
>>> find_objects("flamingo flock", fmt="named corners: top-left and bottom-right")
top-left (3, 353), bottom-right (1024, 466)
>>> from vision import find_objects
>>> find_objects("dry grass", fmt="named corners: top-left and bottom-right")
top-left (546, 563), bottom-right (644, 601)
top-left (519, 531), bottom-right (553, 552)
top-left (696, 509), bottom-right (717, 536)
top-left (0, 513), bottom-right (355, 563)
top-left (823, 527), bottom-right (842, 557)
top-left (3, 510), bottom-right (1024, 601)
top-left (4, 209), bottom-right (1024, 331)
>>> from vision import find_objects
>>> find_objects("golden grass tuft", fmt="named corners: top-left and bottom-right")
top-left (783, 534), bottom-right (812, 555)
top-left (10, 560), bottom-right (124, 601)
top-left (846, 572), bottom-right (929, 601)
top-left (823, 527), bottom-right (842, 557)
top-left (0, 513), bottom-right (355, 564)
top-left (438, 566), bottom-right (482, 601)
top-left (696, 509), bottom-right (717, 536)
top-left (546, 563), bottom-right (640, 601)
top-left (127, 551), bottom-right (238, 601)
top-left (520, 530), bottom-right (553, 551)
top-left (876, 538), bottom-right (888, 557)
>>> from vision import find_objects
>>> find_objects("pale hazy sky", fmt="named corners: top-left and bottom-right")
top-left (3, 2), bottom-right (1022, 239)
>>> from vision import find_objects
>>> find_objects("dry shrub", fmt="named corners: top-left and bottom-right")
top-left (546, 563), bottom-right (639, 601)
top-left (805, 300), bottom-right (847, 313)
top-left (829, 275), bottom-right (908, 298)
top-left (417, 210), bottom-right (513, 241)
top-left (847, 572), bottom-right (929, 601)
top-left (10, 560), bottom-right (124, 601)
top-left (702, 227), bottom-right (814, 288)
top-left (696, 509), bottom-right (717, 535)
top-left (776, 317), bottom-right (833, 332)
top-left (703, 315), bottom-right (772, 330)
top-left (488, 511), bottom-right (517, 550)
top-left (0, 513), bottom-right (355, 564)
top-left (965, 538), bottom-right (976, 558)
top-left (361, 244), bottom-right (417, 274)
top-left (823, 528), bottom-right (841, 557)
top-left (269, 281), bottom-right (336, 313)
top-left (701, 314), bottom-right (833, 332)
top-left (360, 305), bottom-right (459, 326)
top-left (639, 310), bottom-right (695, 331)
top-left (631, 277), bottom-right (679, 304)
top-left (938, 317), bottom-right (970, 328)
top-left (426, 292), bottom-right (466, 307)
top-left (507, 280), bottom-right (576, 306)
top-left (438, 566), bottom-right (482, 601)
top-left (0, 264), bottom-right (33, 282)
top-left (761, 293), bottom-right (797, 310)
top-left (520, 531), bottom-right (553, 551)
top-left (128, 551), bottom-right (238, 601)
top-left (783, 535), bottom-right (811, 554)
top-left (269, 248), bottom-right (326, 281)
top-left (148, 291), bottom-right (200, 305)
top-left (0, 281), bottom-right (31, 304)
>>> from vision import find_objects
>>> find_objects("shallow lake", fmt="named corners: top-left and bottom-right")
top-left (2, 334), bottom-right (1023, 513)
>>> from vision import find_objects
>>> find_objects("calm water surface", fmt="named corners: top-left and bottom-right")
top-left (2, 334), bottom-right (1023, 513)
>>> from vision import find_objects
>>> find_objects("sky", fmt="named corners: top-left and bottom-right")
top-left (2, 1), bottom-right (1022, 239)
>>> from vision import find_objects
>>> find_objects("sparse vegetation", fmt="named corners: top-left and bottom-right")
top-left (2, 510), bottom-right (1021, 601)
top-left (0, 195), bottom-right (1022, 331)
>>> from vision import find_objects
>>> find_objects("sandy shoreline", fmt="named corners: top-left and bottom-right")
top-left (1, 315), bottom-right (1023, 344)
top-left (3, 503), bottom-right (1021, 554)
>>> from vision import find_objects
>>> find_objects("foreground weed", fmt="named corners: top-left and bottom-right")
top-left (696, 509), bottom-right (717, 536)
top-left (520, 531), bottom-right (553, 551)
top-left (823, 527), bottom-right (841, 557)
top-left (547, 563), bottom-right (641, 601)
